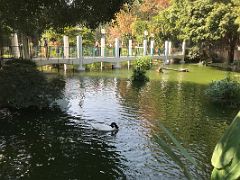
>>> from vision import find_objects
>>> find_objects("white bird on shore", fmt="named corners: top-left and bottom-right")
top-left (91, 122), bottom-right (119, 132)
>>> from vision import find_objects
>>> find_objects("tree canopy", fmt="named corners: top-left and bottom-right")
top-left (0, 0), bottom-right (130, 36)
top-left (106, 0), bottom-right (170, 45)
top-left (151, 0), bottom-right (240, 63)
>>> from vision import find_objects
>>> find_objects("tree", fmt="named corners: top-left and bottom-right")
top-left (206, 3), bottom-right (239, 63)
top-left (152, 0), bottom-right (240, 63)
top-left (44, 26), bottom-right (95, 46)
top-left (107, 4), bottom-right (137, 45)
top-left (139, 0), bottom-right (170, 20)
top-left (0, 0), bottom-right (130, 36)
top-left (0, 0), bottom-right (130, 59)
top-left (106, 0), bottom-right (170, 46)
top-left (151, 5), bottom-right (181, 44)
top-left (131, 19), bottom-right (149, 44)
top-left (234, 0), bottom-right (240, 28)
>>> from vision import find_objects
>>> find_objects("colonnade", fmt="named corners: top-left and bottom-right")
top-left (10, 33), bottom-right (186, 71)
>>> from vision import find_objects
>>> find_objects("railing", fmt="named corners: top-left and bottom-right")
top-left (1, 45), bottom-right (182, 60)
top-left (32, 46), bottom-right (77, 58)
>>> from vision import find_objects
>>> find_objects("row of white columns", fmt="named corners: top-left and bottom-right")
top-left (10, 34), bottom-right (186, 71)
top-left (164, 40), bottom-right (186, 64)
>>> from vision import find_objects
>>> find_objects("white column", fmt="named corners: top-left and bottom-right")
top-left (100, 36), bottom-right (105, 70)
top-left (150, 39), bottom-right (154, 56)
top-left (101, 36), bottom-right (105, 57)
top-left (11, 33), bottom-right (20, 58)
top-left (63, 36), bottom-right (69, 58)
top-left (180, 40), bottom-right (186, 64)
top-left (128, 39), bottom-right (132, 69)
top-left (169, 41), bottom-right (173, 63)
top-left (128, 39), bottom-right (132, 56)
top-left (113, 38), bottom-right (121, 69)
top-left (115, 38), bottom-right (119, 58)
top-left (164, 41), bottom-right (169, 64)
top-left (168, 41), bottom-right (172, 55)
top-left (143, 39), bottom-right (147, 56)
top-left (77, 35), bottom-right (85, 71)
top-left (63, 36), bottom-right (69, 71)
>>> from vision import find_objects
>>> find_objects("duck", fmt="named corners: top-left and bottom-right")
top-left (90, 122), bottom-right (119, 132)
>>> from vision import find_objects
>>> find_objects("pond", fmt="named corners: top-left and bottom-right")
top-left (0, 64), bottom-right (239, 179)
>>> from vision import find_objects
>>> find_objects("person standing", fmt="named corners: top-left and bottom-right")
top-left (43, 37), bottom-right (48, 59)
top-left (94, 41), bottom-right (99, 56)
top-left (119, 42), bottom-right (122, 57)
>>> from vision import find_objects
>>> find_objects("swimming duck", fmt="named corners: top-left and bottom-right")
top-left (91, 122), bottom-right (119, 132)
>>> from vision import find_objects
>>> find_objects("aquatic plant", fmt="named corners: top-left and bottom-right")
top-left (205, 76), bottom-right (240, 106)
top-left (131, 56), bottom-right (151, 82)
top-left (135, 56), bottom-right (152, 70)
top-left (0, 59), bottom-right (65, 109)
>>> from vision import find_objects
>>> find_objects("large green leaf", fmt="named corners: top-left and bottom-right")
top-left (211, 111), bottom-right (240, 180)
top-left (157, 122), bottom-right (197, 166)
top-left (153, 134), bottom-right (194, 180)
top-left (153, 122), bottom-right (197, 179)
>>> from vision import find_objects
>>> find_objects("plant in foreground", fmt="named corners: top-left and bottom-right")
top-left (0, 59), bottom-right (65, 109)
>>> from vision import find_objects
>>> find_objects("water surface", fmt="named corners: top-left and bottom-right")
top-left (0, 64), bottom-right (239, 179)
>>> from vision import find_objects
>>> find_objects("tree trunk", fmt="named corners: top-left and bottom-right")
top-left (0, 28), bottom-right (3, 60)
top-left (20, 34), bottom-right (30, 59)
top-left (228, 35), bottom-right (237, 64)
top-left (228, 45), bottom-right (234, 64)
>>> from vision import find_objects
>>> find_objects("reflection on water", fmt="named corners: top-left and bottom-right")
top-left (0, 65), bottom-right (239, 179)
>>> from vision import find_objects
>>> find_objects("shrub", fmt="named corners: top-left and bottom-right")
top-left (135, 56), bottom-right (152, 70)
top-left (131, 56), bottom-right (151, 82)
top-left (0, 59), bottom-right (65, 109)
top-left (185, 46), bottom-right (204, 63)
top-left (205, 76), bottom-right (240, 106)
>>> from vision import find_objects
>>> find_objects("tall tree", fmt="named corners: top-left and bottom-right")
top-left (106, 0), bottom-right (170, 46)
top-left (206, 3), bottom-right (239, 63)
top-left (152, 0), bottom-right (240, 63)
top-left (107, 4), bottom-right (137, 44)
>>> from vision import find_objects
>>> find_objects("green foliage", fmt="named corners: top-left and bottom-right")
top-left (152, 0), bottom-right (239, 63)
top-left (183, 0), bottom-right (214, 43)
top-left (131, 20), bottom-right (149, 44)
top-left (44, 26), bottom-right (95, 46)
top-left (211, 111), bottom-right (240, 180)
top-left (234, 0), bottom-right (240, 31)
top-left (84, 63), bottom-right (102, 71)
top-left (0, 0), bottom-right (128, 36)
top-left (185, 46), bottom-right (204, 63)
top-left (135, 56), bottom-right (152, 70)
top-left (151, 3), bottom-right (182, 42)
top-left (131, 56), bottom-right (152, 82)
top-left (0, 60), bottom-right (65, 109)
top-left (205, 76), bottom-right (240, 106)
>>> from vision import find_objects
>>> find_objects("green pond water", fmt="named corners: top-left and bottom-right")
top-left (0, 64), bottom-right (239, 179)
